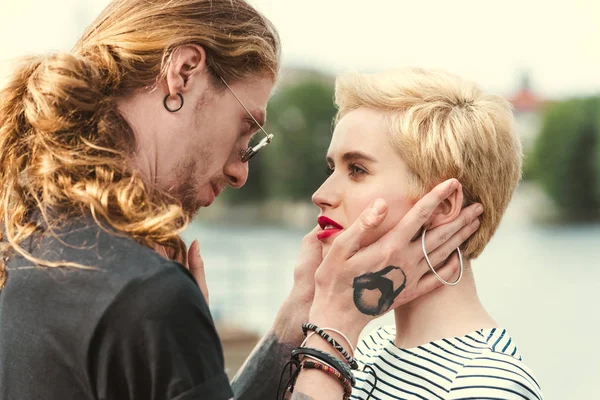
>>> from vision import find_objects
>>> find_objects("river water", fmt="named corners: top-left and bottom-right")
top-left (182, 184), bottom-right (600, 399)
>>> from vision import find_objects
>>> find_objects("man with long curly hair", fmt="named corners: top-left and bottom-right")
top-left (0, 1), bottom-right (480, 399)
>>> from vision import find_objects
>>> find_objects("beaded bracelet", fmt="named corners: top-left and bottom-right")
top-left (291, 346), bottom-right (355, 387)
top-left (302, 359), bottom-right (353, 400)
top-left (301, 327), bottom-right (355, 355)
top-left (302, 332), bottom-right (358, 370)
top-left (302, 323), bottom-right (359, 370)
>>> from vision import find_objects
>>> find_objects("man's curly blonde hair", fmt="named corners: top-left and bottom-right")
top-left (0, 0), bottom-right (280, 288)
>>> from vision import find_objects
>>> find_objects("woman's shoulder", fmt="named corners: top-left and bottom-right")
top-left (449, 327), bottom-right (543, 399)
top-left (354, 326), bottom-right (543, 399)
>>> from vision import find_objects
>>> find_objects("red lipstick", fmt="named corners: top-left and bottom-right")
top-left (317, 216), bottom-right (344, 240)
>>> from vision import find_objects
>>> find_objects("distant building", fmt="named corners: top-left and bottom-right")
top-left (508, 73), bottom-right (546, 152)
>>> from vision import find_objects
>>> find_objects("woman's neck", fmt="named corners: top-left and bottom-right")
top-left (393, 261), bottom-right (498, 349)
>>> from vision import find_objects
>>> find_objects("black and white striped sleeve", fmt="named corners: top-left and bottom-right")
top-left (448, 352), bottom-right (543, 400)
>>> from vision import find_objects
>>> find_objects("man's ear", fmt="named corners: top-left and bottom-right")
top-left (165, 44), bottom-right (207, 97)
top-left (425, 182), bottom-right (463, 229)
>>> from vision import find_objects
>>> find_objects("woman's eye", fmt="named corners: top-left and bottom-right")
top-left (348, 163), bottom-right (367, 177)
top-left (325, 166), bottom-right (334, 177)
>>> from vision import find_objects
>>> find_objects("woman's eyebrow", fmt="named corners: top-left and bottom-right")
top-left (341, 151), bottom-right (377, 163)
top-left (326, 151), bottom-right (377, 166)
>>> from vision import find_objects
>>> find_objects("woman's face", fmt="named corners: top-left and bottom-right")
top-left (312, 107), bottom-right (416, 258)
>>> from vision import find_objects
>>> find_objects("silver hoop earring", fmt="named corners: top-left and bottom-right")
top-left (421, 227), bottom-right (463, 286)
top-left (163, 93), bottom-right (184, 112)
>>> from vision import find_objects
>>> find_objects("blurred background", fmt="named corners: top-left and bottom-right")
top-left (1, 0), bottom-right (599, 398)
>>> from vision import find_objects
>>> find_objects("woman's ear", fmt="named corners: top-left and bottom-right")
top-left (426, 182), bottom-right (463, 229)
top-left (165, 44), bottom-right (207, 97)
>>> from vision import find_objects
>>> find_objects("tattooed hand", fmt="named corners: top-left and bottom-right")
top-left (352, 265), bottom-right (407, 316)
top-left (308, 179), bottom-right (483, 344)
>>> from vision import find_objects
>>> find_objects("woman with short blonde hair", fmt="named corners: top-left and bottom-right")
top-left (290, 68), bottom-right (542, 399)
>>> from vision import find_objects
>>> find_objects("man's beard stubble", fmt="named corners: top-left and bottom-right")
top-left (170, 146), bottom-right (211, 218)
top-left (170, 86), bottom-right (228, 218)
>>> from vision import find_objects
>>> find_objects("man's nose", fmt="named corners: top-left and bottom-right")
top-left (224, 157), bottom-right (249, 188)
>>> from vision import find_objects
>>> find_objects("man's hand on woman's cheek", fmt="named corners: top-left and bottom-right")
top-left (305, 179), bottom-right (483, 345)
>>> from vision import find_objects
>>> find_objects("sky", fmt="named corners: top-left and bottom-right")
top-left (0, 0), bottom-right (598, 99)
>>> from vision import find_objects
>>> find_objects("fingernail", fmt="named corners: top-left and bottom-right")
top-left (372, 199), bottom-right (386, 215)
top-left (476, 205), bottom-right (483, 215)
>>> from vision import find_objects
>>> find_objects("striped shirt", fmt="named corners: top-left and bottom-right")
top-left (350, 326), bottom-right (543, 400)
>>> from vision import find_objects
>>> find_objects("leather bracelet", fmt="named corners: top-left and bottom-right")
top-left (291, 347), bottom-right (356, 386)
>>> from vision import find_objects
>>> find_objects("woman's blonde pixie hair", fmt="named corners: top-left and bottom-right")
top-left (334, 68), bottom-right (522, 258)
top-left (0, 0), bottom-right (280, 288)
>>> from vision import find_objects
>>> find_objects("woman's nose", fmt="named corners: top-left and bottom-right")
top-left (312, 179), bottom-right (338, 209)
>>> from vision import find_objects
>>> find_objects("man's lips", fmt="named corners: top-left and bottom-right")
top-left (204, 184), bottom-right (222, 207)
top-left (211, 183), bottom-right (223, 197)
top-left (211, 182), bottom-right (229, 199)
top-left (317, 216), bottom-right (343, 240)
